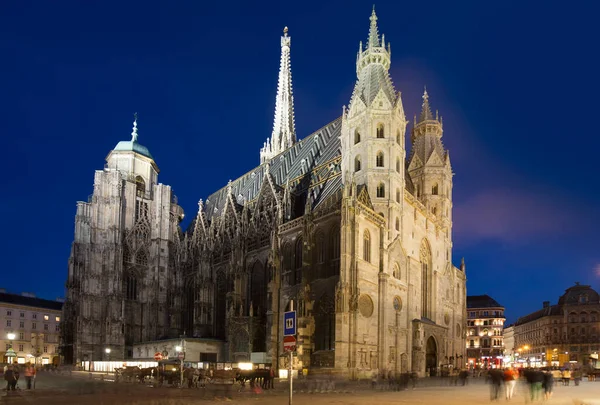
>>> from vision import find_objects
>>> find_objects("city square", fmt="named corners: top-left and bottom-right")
top-left (1, 371), bottom-right (600, 404)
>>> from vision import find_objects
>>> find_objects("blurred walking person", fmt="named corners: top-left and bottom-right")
top-left (503, 367), bottom-right (518, 400)
top-left (543, 370), bottom-right (554, 400)
top-left (489, 368), bottom-right (504, 402)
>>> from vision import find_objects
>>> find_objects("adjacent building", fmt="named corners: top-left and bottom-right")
top-left (466, 295), bottom-right (506, 368)
top-left (62, 8), bottom-right (468, 377)
top-left (503, 325), bottom-right (515, 365)
top-left (514, 283), bottom-right (600, 367)
top-left (0, 290), bottom-right (63, 365)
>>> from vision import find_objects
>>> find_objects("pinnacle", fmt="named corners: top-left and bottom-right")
top-left (368, 6), bottom-right (380, 48)
top-left (419, 88), bottom-right (434, 122)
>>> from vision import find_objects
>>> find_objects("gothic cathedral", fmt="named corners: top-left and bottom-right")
top-left (62, 9), bottom-right (467, 377)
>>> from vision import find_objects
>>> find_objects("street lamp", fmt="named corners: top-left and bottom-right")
top-left (7, 333), bottom-right (16, 347)
top-left (105, 348), bottom-right (111, 361)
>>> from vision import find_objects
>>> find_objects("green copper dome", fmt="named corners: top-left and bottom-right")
top-left (113, 140), bottom-right (153, 160)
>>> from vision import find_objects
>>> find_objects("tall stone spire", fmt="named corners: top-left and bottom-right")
top-left (419, 88), bottom-right (434, 122)
top-left (260, 27), bottom-right (296, 163)
top-left (349, 7), bottom-right (396, 109)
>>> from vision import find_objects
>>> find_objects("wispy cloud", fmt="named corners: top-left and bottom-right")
top-left (453, 188), bottom-right (581, 245)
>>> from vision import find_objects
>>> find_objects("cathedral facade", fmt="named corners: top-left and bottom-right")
top-left (62, 9), bottom-right (467, 377)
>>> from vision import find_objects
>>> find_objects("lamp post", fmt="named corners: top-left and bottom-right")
top-left (175, 344), bottom-right (183, 388)
top-left (105, 348), bottom-right (111, 361)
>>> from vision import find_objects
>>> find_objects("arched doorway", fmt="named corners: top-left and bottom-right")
top-left (426, 336), bottom-right (438, 376)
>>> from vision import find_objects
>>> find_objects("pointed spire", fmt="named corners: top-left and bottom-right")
top-left (368, 6), bottom-right (380, 48)
top-left (130, 112), bottom-right (139, 142)
top-left (260, 26), bottom-right (296, 163)
top-left (419, 87), bottom-right (434, 122)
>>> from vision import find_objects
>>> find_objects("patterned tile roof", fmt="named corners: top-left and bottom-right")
top-left (203, 117), bottom-right (342, 221)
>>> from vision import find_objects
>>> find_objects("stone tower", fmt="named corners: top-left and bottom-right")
top-left (62, 117), bottom-right (184, 363)
top-left (340, 7), bottom-right (408, 241)
top-left (408, 90), bottom-right (453, 244)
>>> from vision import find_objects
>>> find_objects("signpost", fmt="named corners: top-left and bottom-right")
top-left (283, 336), bottom-right (296, 353)
top-left (154, 352), bottom-right (163, 361)
top-left (284, 302), bottom-right (296, 405)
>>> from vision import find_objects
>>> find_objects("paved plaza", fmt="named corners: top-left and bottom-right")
top-left (1, 371), bottom-right (599, 404)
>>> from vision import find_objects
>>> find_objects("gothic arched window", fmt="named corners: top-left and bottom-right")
top-left (432, 183), bottom-right (439, 195)
top-left (315, 232), bottom-right (325, 263)
top-left (395, 217), bottom-right (400, 231)
top-left (354, 129), bottom-right (361, 144)
top-left (393, 263), bottom-right (401, 279)
top-left (294, 237), bottom-right (303, 284)
top-left (125, 275), bottom-right (138, 301)
top-left (329, 227), bottom-right (340, 261)
top-left (376, 182), bottom-right (385, 198)
top-left (396, 157), bottom-right (400, 173)
top-left (376, 123), bottom-right (384, 138)
top-left (363, 230), bottom-right (371, 263)
top-left (420, 239), bottom-right (432, 319)
top-left (135, 176), bottom-right (145, 197)
top-left (355, 155), bottom-right (361, 172)
top-left (376, 151), bottom-right (384, 167)
top-left (396, 188), bottom-right (400, 203)
top-left (396, 130), bottom-right (401, 145)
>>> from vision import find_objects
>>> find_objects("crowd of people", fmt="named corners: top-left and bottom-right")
top-left (3, 361), bottom-right (37, 391)
top-left (486, 366), bottom-right (585, 402)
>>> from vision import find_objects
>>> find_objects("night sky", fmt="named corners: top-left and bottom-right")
top-left (1, 0), bottom-right (598, 324)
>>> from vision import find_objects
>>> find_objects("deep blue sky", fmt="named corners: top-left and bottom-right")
top-left (1, 0), bottom-right (598, 324)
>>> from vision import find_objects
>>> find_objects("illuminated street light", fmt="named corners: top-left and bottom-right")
top-left (175, 346), bottom-right (182, 352)
top-left (105, 348), bottom-right (111, 354)
top-left (7, 332), bottom-right (16, 342)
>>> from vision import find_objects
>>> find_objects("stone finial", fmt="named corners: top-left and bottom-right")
top-left (131, 113), bottom-right (139, 142)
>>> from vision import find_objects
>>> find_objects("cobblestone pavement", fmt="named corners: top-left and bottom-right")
top-left (1, 372), bottom-right (599, 404)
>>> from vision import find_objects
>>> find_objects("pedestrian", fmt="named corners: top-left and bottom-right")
top-left (488, 368), bottom-right (504, 401)
top-left (543, 370), bottom-right (554, 400)
top-left (4, 365), bottom-right (16, 391)
top-left (503, 367), bottom-right (518, 400)
top-left (24, 363), bottom-right (35, 390)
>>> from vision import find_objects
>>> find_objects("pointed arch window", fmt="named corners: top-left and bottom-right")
top-left (135, 176), bottom-right (145, 198)
top-left (329, 227), bottom-right (340, 261)
top-left (396, 188), bottom-right (400, 203)
top-left (432, 184), bottom-right (439, 195)
top-left (420, 240), bottom-right (432, 319)
top-left (315, 233), bottom-right (325, 263)
top-left (376, 151), bottom-right (384, 167)
top-left (432, 206), bottom-right (437, 216)
top-left (354, 129), bottom-right (361, 144)
top-left (393, 263), bottom-right (401, 279)
top-left (395, 217), bottom-right (400, 231)
top-left (396, 130), bottom-right (401, 145)
top-left (125, 275), bottom-right (138, 301)
top-left (376, 123), bottom-right (384, 138)
top-left (376, 182), bottom-right (385, 198)
top-left (396, 157), bottom-right (401, 173)
top-left (416, 185), bottom-right (421, 198)
top-left (294, 237), bottom-right (303, 284)
top-left (354, 155), bottom-right (361, 172)
top-left (363, 230), bottom-right (371, 263)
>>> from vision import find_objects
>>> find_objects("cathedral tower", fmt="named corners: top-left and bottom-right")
top-left (341, 8), bottom-right (407, 239)
top-left (62, 117), bottom-right (184, 363)
top-left (260, 27), bottom-right (296, 163)
top-left (408, 90), bottom-right (453, 232)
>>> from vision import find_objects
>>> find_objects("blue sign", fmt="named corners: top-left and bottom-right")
top-left (284, 310), bottom-right (296, 336)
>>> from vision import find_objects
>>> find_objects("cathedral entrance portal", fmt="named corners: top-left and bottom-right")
top-left (425, 336), bottom-right (437, 376)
